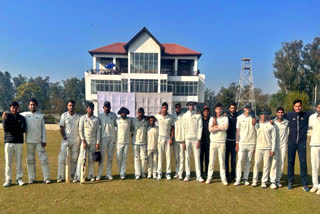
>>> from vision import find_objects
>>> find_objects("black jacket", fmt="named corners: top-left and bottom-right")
top-left (285, 111), bottom-right (312, 145)
top-left (201, 117), bottom-right (210, 143)
top-left (2, 113), bottom-right (26, 143)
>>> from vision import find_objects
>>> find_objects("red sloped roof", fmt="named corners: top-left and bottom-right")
top-left (89, 43), bottom-right (201, 57)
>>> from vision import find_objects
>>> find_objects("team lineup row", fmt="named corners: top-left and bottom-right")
top-left (2, 98), bottom-right (320, 194)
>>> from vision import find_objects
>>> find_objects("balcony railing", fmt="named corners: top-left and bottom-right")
top-left (87, 69), bottom-right (127, 75)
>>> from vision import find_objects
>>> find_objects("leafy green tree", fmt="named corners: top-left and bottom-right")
top-left (215, 82), bottom-right (237, 109)
top-left (49, 82), bottom-right (66, 114)
top-left (15, 83), bottom-right (41, 111)
top-left (284, 91), bottom-right (311, 112)
top-left (0, 71), bottom-right (14, 111)
top-left (28, 76), bottom-right (50, 111)
top-left (13, 74), bottom-right (27, 92)
top-left (63, 77), bottom-right (85, 114)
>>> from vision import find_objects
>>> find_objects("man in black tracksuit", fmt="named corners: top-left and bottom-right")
top-left (2, 101), bottom-right (26, 187)
top-left (286, 99), bottom-right (313, 191)
top-left (200, 106), bottom-right (210, 178)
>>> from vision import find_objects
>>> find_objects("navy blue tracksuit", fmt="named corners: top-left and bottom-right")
top-left (286, 111), bottom-right (312, 186)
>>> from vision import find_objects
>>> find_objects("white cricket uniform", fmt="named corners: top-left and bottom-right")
top-left (155, 113), bottom-right (174, 176)
top-left (21, 111), bottom-right (50, 182)
top-left (207, 116), bottom-right (229, 182)
top-left (235, 114), bottom-right (256, 183)
top-left (76, 114), bottom-right (100, 180)
top-left (173, 112), bottom-right (185, 177)
top-left (98, 111), bottom-right (117, 178)
top-left (183, 111), bottom-right (202, 179)
top-left (252, 122), bottom-right (276, 184)
top-left (147, 126), bottom-right (159, 178)
top-left (132, 117), bottom-right (149, 177)
top-left (57, 112), bottom-right (81, 180)
top-left (270, 118), bottom-right (289, 184)
top-left (309, 113), bottom-right (320, 188)
top-left (116, 117), bottom-right (133, 177)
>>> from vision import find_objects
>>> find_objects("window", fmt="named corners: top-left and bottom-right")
top-left (91, 80), bottom-right (122, 93)
top-left (160, 80), bottom-right (167, 92)
top-left (121, 79), bottom-right (128, 92)
top-left (130, 53), bottom-right (158, 73)
top-left (130, 79), bottom-right (158, 93)
top-left (167, 81), bottom-right (198, 96)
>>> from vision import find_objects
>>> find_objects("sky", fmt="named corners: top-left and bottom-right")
top-left (1, 0), bottom-right (320, 94)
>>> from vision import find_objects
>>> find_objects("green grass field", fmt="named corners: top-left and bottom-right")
top-left (0, 130), bottom-right (319, 214)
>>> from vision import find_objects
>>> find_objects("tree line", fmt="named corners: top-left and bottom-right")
top-left (0, 72), bottom-right (85, 116)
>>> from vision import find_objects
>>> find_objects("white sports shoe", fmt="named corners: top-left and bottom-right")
top-left (166, 174), bottom-right (172, 180)
top-left (57, 177), bottom-right (63, 183)
top-left (141, 174), bottom-right (146, 178)
top-left (173, 174), bottom-right (178, 179)
top-left (147, 174), bottom-right (152, 179)
top-left (316, 189), bottom-right (320, 195)
top-left (28, 179), bottom-right (34, 184)
top-left (135, 176), bottom-right (140, 180)
top-left (17, 180), bottom-right (25, 186)
top-left (95, 176), bottom-right (101, 181)
top-left (251, 181), bottom-right (257, 187)
top-left (184, 176), bottom-right (190, 182)
top-left (157, 175), bottom-right (162, 180)
top-left (197, 177), bottom-right (205, 183)
top-left (153, 174), bottom-right (157, 179)
top-left (205, 179), bottom-right (211, 184)
top-left (106, 175), bottom-right (113, 180)
top-left (45, 179), bottom-right (51, 184)
top-left (310, 187), bottom-right (318, 193)
top-left (72, 179), bottom-right (79, 183)
top-left (222, 181), bottom-right (229, 186)
top-left (120, 176), bottom-right (126, 180)
top-left (234, 181), bottom-right (241, 186)
top-left (270, 183), bottom-right (277, 189)
top-left (244, 181), bottom-right (250, 186)
top-left (261, 183), bottom-right (267, 188)
top-left (178, 175), bottom-right (183, 180)
top-left (3, 180), bottom-right (11, 187)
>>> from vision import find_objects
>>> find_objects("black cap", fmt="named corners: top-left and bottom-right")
top-left (117, 107), bottom-right (130, 115)
top-left (138, 107), bottom-right (144, 113)
top-left (103, 101), bottom-right (111, 107)
top-left (244, 103), bottom-right (252, 109)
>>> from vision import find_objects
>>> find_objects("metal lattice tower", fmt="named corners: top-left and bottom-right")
top-left (235, 58), bottom-right (256, 114)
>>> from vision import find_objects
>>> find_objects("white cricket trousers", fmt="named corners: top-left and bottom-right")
top-left (157, 136), bottom-right (171, 176)
top-left (173, 141), bottom-right (184, 177)
top-left (5, 143), bottom-right (23, 181)
top-left (26, 143), bottom-right (50, 182)
top-left (57, 140), bottom-right (80, 180)
top-left (75, 141), bottom-right (96, 179)
top-left (97, 137), bottom-right (115, 177)
top-left (133, 144), bottom-right (147, 176)
top-left (117, 143), bottom-right (129, 177)
top-left (270, 146), bottom-right (286, 183)
top-left (185, 139), bottom-right (201, 179)
top-left (236, 144), bottom-right (255, 182)
top-left (252, 149), bottom-right (272, 184)
top-left (147, 150), bottom-right (158, 177)
top-left (311, 146), bottom-right (320, 188)
top-left (207, 142), bottom-right (227, 181)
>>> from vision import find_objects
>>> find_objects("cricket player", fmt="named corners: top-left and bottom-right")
top-left (234, 103), bottom-right (256, 186)
top-left (173, 103), bottom-right (185, 180)
top-left (269, 107), bottom-right (289, 189)
top-left (252, 110), bottom-right (276, 188)
top-left (57, 100), bottom-right (81, 183)
top-left (116, 107), bottom-right (133, 179)
top-left (2, 101), bottom-right (26, 187)
top-left (147, 116), bottom-right (159, 179)
top-left (20, 98), bottom-right (50, 184)
top-left (183, 101), bottom-right (204, 182)
top-left (200, 106), bottom-right (210, 179)
top-left (76, 102), bottom-right (100, 182)
top-left (206, 103), bottom-right (229, 185)
top-left (132, 108), bottom-right (149, 180)
top-left (155, 102), bottom-right (174, 180)
top-left (309, 102), bottom-right (320, 194)
top-left (97, 101), bottom-right (117, 181)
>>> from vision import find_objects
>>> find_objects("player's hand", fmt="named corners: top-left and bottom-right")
top-left (169, 139), bottom-right (173, 145)
top-left (41, 142), bottom-right (46, 147)
top-left (269, 120), bottom-right (274, 125)
top-left (182, 143), bottom-right (186, 150)
top-left (252, 118), bottom-right (256, 126)
top-left (63, 136), bottom-right (67, 140)
top-left (235, 142), bottom-right (239, 152)
top-left (95, 144), bottom-right (100, 150)
top-left (212, 117), bottom-right (217, 126)
top-left (2, 111), bottom-right (8, 120)
top-left (196, 140), bottom-right (200, 149)
top-left (270, 151), bottom-right (274, 157)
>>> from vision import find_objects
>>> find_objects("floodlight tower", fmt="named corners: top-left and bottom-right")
top-left (235, 58), bottom-right (256, 114)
